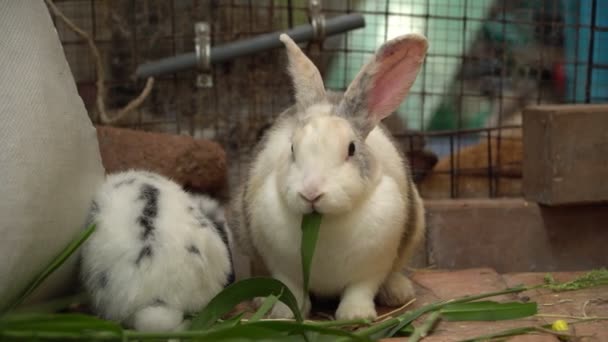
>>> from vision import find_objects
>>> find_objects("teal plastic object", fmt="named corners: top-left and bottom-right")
top-left (562, 0), bottom-right (608, 103)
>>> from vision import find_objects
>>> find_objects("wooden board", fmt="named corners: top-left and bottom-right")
top-left (523, 104), bottom-right (608, 205)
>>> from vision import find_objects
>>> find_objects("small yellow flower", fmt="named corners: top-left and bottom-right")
top-left (552, 319), bottom-right (569, 331)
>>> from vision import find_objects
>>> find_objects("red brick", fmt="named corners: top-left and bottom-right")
top-left (574, 321), bottom-right (608, 342)
top-left (411, 268), bottom-right (516, 302)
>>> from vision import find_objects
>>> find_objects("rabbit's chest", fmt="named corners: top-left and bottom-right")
top-left (308, 208), bottom-right (403, 294)
top-left (250, 174), bottom-right (404, 295)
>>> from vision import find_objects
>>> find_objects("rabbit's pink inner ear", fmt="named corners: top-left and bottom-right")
top-left (366, 36), bottom-right (427, 123)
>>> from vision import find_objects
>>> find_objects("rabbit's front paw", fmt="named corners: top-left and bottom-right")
top-left (335, 297), bottom-right (377, 321)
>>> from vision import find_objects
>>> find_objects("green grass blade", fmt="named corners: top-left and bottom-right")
top-left (249, 295), bottom-right (279, 322)
top-left (126, 320), bottom-right (369, 342)
top-left (1, 224), bottom-right (96, 314)
top-left (379, 307), bottom-right (431, 339)
top-left (543, 268), bottom-right (608, 292)
top-left (127, 324), bottom-right (294, 341)
top-left (395, 324), bottom-right (414, 336)
top-left (409, 310), bottom-right (441, 342)
top-left (457, 324), bottom-right (552, 342)
top-left (301, 213), bottom-right (322, 296)
top-left (247, 321), bottom-right (371, 341)
top-left (211, 313), bottom-right (245, 331)
top-left (440, 301), bottom-right (537, 321)
top-left (308, 319), bottom-right (371, 328)
top-left (189, 277), bottom-right (303, 330)
top-left (0, 313), bottom-right (122, 340)
top-left (353, 285), bottom-right (530, 339)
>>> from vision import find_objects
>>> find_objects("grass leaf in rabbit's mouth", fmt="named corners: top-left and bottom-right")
top-left (301, 212), bottom-right (323, 299)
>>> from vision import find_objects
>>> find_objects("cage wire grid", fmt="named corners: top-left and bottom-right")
top-left (50, 0), bottom-right (608, 199)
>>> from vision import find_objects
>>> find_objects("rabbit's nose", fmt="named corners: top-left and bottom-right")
top-left (299, 191), bottom-right (324, 203)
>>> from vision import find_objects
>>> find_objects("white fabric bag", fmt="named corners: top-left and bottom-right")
top-left (0, 1), bottom-right (105, 309)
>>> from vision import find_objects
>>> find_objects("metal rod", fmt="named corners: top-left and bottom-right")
top-left (486, 130), bottom-right (493, 198)
top-left (392, 125), bottom-right (522, 138)
top-left (449, 134), bottom-right (455, 199)
top-left (585, 0), bottom-right (598, 103)
top-left (135, 13), bottom-right (365, 78)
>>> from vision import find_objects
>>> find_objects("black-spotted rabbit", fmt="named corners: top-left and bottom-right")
top-left (80, 170), bottom-right (233, 331)
top-left (227, 33), bottom-right (428, 320)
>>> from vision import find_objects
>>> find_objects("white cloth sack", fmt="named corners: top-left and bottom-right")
top-left (0, 1), bottom-right (105, 309)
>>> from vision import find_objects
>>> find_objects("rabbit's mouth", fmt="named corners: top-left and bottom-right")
top-left (301, 202), bottom-right (319, 215)
top-left (295, 198), bottom-right (325, 215)
top-left (310, 204), bottom-right (323, 215)
top-left (299, 197), bottom-right (348, 215)
top-left (287, 185), bottom-right (354, 215)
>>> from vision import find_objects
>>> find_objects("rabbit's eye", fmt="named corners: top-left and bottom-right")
top-left (348, 142), bottom-right (356, 157)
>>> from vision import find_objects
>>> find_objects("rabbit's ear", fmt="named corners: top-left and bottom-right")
top-left (280, 34), bottom-right (326, 111)
top-left (337, 33), bottom-right (428, 137)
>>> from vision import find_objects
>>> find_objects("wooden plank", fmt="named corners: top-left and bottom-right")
top-left (523, 104), bottom-right (608, 205)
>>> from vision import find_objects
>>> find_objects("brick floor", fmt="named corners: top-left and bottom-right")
top-left (377, 268), bottom-right (608, 342)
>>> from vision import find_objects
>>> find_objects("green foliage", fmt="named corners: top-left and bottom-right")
top-left (409, 310), bottom-right (440, 342)
top-left (249, 295), bottom-right (280, 322)
top-left (189, 277), bottom-right (303, 330)
top-left (544, 268), bottom-right (608, 292)
top-left (440, 301), bottom-right (538, 321)
top-left (0, 313), bottom-right (122, 340)
top-left (301, 212), bottom-right (322, 297)
top-left (457, 325), bottom-right (546, 342)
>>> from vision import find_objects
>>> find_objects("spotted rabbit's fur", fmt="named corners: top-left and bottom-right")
top-left (80, 170), bottom-right (233, 331)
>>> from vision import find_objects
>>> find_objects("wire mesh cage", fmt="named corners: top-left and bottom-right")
top-left (50, 0), bottom-right (608, 199)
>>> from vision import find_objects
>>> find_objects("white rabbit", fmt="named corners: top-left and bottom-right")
top-left (80, 170), bottom-right (233, 331)
top-left (227, 33), bottom-right (428, 321)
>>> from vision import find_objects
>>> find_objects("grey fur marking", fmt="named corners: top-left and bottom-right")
top-left (382, 122), bottom-right (420, 264)
top-left (90, 200), bottom-right (99, 215)
top-left (211, 221), bottom-right (229, 249)
top-left (152, 298), bottom-right (166, 306)
top-left (138, 184), bottom-right (159, 240)
top-left (336, 72), bottom-right (375, 137)
top-left (210, 219), bottom-right (235, 286)
top-left (135, 245), bottom-right (153, 266)
top-left (351, 138), bottom-right (373, 180)
top-left (187, 244), bottom-right (201, 255)
top-left (85, 200), bottom-right (99, 227)
top-left (194, 213), bottom-right (212, 229)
